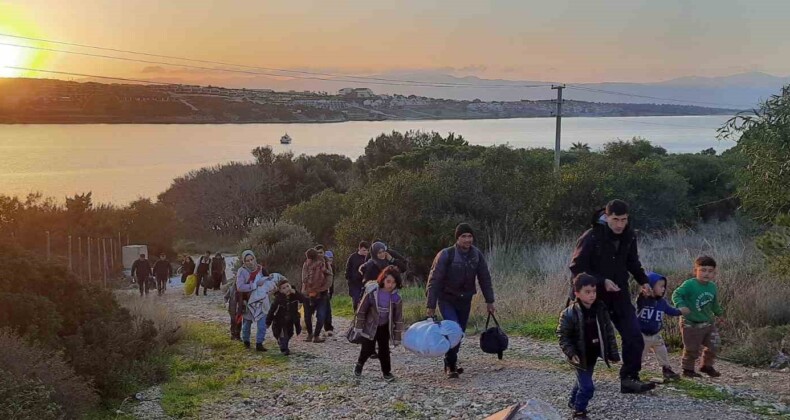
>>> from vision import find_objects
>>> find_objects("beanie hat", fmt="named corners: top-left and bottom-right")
top-left (455, 223), bottom-right (474, 239)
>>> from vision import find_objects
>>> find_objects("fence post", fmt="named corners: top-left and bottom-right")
top-left (87, 237), bottom-right (92, 283)
top-left (68, 235), bottom-right (73, 271)
top-left (102, 238), bottom-right (108, 288)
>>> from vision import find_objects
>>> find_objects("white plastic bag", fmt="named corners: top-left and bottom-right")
top-left (403, 318), bottom-right (464, 358)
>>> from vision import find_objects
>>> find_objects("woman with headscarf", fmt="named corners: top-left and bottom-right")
top-left (235, 250), bottom-right (274, 351)
top-left (180, 255), bottom-right (196, 284)
top-left (361, 242), bottom-right (408, 283)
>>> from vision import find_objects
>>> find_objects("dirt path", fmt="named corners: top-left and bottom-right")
top-left (128, 281), bottom-right (789, 419)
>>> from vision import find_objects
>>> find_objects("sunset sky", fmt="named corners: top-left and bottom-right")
top-left (1, 0), bottom-right (789, 84)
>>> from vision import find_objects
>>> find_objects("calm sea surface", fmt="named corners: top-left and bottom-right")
top-left (0, 115), bottom-right (735, 204)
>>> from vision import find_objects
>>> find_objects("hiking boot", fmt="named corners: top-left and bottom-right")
top-left (243, 341), bottom-right (251, 349)
top-left (572, 410), bottom-right (590, 419)
top-left (255, 343), bottom-right (267, 352)
top-left (305, 334), bottom-right (313, 342)
top-left (662, 366), bottom-right (681, 381)
top-left (620, 377), bottom-right (656, 394)
top-left (682, 369), bottom-right (702, 378)
top-left (383, 373), bottom-right (395, 382)
top-left (700, 365), bottom-right (721, 378)
top-left (313, 336), bottom-right (326, 343)
top-left (354, 363), bottom-right (363, 377)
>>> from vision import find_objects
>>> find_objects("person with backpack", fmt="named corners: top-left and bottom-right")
top-left (131, 253), bottom-right (153, 297)
top-left (152, 253), bottom-right (173, 296)
top-left (568, 199), bottom-right (655, 394)
top-left (302, 248), bottom-right (331, 343)
top-left (426, 223), bottom-right (496, 379)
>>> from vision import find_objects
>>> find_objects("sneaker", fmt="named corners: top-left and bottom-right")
top-left (255, 343), bottom-right (267, 352)
top-left (700, 365), bottom-right (721, 378)
top-left (620, 377), bottom-right (656, 394)
top-left (354, 363), bottom-right (363, 377)
top-left (457, 367), bottom-right (465, 374)
top-left (305, 334), bottom-right (313, 342)
top-left (682, 369), bottom-right (702, 378)
top-left (313, 336), bottom-right (326, 343)
top-left (445, 366), bottom-right (459, 379)
top-left (572, 410), bottom-right (590, 419)
top-left (662, 366), bottom-right (681, 381)
top-left (383, 373), bottom-right (395, 381)
top-left (243, 341), bottom-right (251, 349)
top-left (283, 349), bottom-right (291, 356)
top-left (326, 330), bottom-right (334, 337)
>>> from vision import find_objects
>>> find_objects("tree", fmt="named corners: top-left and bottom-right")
top-left (603, 137), bottom-right (667, 163)
top-left (719, 85), bottom-right (790, 221)
top-left (570, 142), bottom-right (591, 153)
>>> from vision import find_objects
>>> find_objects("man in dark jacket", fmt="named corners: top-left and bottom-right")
top-left (195, 251), bottom-right (211, 296)
top-left (131, 254), bottom-right (153, 297)
top-left (345, 241), bottom-right (370, 311)
top-left (569, 199), bottom-right (655, 394)
top-left (210, 253), bottom-right (225, 290)
top-left (152, 253), bottom-right (173, 296)
top-left (426, 223), bottom-right (496, 379)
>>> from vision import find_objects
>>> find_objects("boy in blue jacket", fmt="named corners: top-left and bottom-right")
top-left (636, 271), bottom-right (688, 380)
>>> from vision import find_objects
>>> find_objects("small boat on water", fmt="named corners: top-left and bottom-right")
top-left (280, 133), bottom-right (292, 144)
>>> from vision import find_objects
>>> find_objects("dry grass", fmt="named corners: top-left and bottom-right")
top-left (116, 294), bottom-right (185, 348)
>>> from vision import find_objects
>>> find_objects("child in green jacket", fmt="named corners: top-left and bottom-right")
top-left (672, 255), bottom-right (724, 378)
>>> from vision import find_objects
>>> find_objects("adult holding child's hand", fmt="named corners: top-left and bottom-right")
top-left (568, 199), bottom-right (656, 394)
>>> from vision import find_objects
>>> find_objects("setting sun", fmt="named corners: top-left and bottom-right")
top-left (0, 4), bottom-right (41, 78)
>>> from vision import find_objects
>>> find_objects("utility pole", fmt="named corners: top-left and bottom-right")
top-left (552, 84), bottom-right (565, 173)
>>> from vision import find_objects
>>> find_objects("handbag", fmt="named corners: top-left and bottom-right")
top-left (479, 312), bottom-right (509, 359)
top-left (345, 313), bottom-right (367, 344)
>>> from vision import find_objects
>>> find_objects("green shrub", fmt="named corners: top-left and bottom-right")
top-left (237, 220), bottom-right (315, 273)
top-left (723, 325), bottom-right (790, 366)
top-left (0, 330), bottom-right (99, 419)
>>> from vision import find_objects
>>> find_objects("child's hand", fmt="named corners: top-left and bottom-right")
top-left (571, 355), bottom-right (580, 365)
top-left (680, 307), bottom-right (691, 316)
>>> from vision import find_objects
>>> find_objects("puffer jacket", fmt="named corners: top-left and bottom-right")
top-left (557, 300), bottom-right (620, 369)
top-left (354, 281), bottom-right (404, 346)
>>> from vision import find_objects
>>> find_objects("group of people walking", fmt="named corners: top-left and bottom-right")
top-left (137, 198), bottom-right (724, 419)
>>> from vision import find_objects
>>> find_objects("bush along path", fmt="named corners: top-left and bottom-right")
top-left (128, 285), bottom-right (790, 420)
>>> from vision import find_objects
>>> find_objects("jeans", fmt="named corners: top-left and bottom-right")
top-left (438, 297), bottom-right (472, 370)
top-left (242, 315), bottom-right (267, 344)
top-left (324, 296), bottom-right (334, 332)
top-left (570, 359), bottom-right (597, 412)
top-left (358, 324), bottom-right (391, 374)
top-left (304, 294), bottom-right (329, 337)
top-left (349, 285), bottom-right (363, 311)
top-left (607, 292), bottom-right (645, 379)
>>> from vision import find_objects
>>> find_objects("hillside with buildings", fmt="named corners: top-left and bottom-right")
top-left (0, 78), bottom-right (736, 123)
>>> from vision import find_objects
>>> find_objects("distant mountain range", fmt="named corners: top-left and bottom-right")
top-left (139, 70), bottom-right (788, 110)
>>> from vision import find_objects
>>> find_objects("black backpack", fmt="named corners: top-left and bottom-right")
top-left (479, 313), bottom-right (509, 359)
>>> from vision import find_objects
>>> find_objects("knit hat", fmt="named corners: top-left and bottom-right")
top-left (455, 223), bottom-right (474, 239)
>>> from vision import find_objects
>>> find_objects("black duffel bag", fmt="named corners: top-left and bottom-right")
top-left (480, 312), bottom-right (509, 360)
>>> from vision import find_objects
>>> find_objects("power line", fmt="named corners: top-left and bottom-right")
top-left (0, 33), bottom-right (551, 89)
top-left (565, 84), bottom-right (748, 109)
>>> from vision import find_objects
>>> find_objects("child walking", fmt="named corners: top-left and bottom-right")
top-left (672, 256), bottom-right (724, 378)
top-left (353, 265), bottom-right (404, 381)
top-left (557, 273), bottom-right (620, 420)
top-left (266, 278), bottom-right (305, 356)
top-left (636, 271), bottom-right (685, 380)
